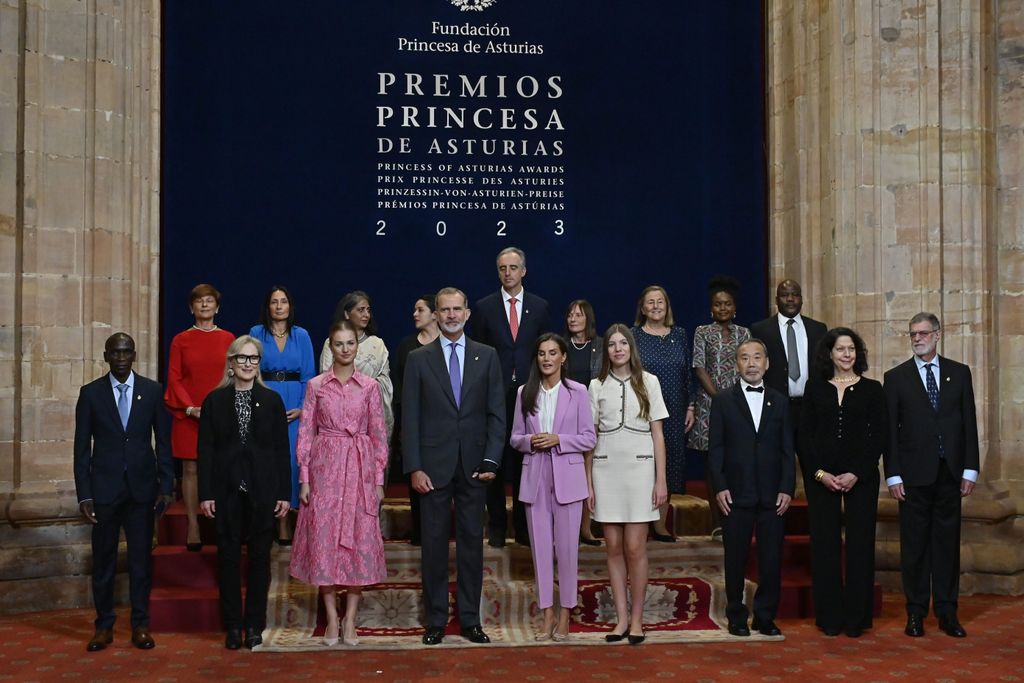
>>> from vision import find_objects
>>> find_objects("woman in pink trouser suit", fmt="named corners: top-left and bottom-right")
top-left (511, 333), bottom-right (597, 641)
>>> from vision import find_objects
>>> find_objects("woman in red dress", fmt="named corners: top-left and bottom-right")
top-left (164, 284), bottom-right (234, 550)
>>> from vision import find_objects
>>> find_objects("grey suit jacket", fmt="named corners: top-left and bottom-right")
top-left (401, 336), bottom-right (506, 484)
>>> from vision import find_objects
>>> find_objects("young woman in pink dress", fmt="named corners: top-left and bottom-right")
top-left (289, 321), bottom-right (388, 647)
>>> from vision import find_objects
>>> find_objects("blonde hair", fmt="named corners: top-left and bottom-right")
top-left (217, 335), bottom-right (268, 389)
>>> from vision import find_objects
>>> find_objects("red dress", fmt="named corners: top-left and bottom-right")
top-left (164, 327), bottom-right (234, 460)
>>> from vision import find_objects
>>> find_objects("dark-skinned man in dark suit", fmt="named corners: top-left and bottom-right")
top-left (74, 332), bottom-right (174, 652)
top-left (884, 312), bottom-right (979, 639)
top-left (472, 247), bottom-right (549, 547)
top-left (709, 338), bottom-right (795, 638)
top-left (750, 279), bottom-right (827, 481)
top-left (403, 287), bottom-right (506, 645)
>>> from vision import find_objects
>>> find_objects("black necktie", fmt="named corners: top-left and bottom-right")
top-left (746, 385), bottom-right (764, 393)
top-left (924, 363), bottom-right (939, 411)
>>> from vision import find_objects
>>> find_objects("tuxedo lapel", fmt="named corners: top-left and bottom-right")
top-left (732, 383), bottom-right (757, 433)
top-left (427, 341), bottom-right (458, 408)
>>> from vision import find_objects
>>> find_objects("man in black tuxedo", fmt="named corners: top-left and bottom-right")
top-left (73, 333), bottom-right (174, 652)
top-left (884, 312), bottom-right (979, 638)
top-left (709, 339), bottom-right (795, 637)
top-left (750, 279), bottom-right (827, 475)
top-left (472, 247), bottom-right (550, 547)
top-left (403, 287), bottom-right (506, 645)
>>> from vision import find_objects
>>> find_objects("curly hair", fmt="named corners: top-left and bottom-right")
top-left (813, 327), bottom-right (869, 379)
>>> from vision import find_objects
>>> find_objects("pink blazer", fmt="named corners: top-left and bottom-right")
top-left (511, 379), bottom-right (597, 505)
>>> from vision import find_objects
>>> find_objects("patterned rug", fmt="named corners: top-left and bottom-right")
top-left (258, 540), bottom-right (779, 651)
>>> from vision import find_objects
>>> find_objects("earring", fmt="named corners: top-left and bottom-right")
top-left (227, 368), bottom-right (235, 377)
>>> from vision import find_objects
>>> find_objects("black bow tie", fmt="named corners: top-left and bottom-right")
top-left (745, 385), bottom-right (764, 393)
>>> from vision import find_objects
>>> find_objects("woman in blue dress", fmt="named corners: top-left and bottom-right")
top-left (250, 285), bottom-right (316, 545)
top-left (631, 285), bottom-right (694, 542)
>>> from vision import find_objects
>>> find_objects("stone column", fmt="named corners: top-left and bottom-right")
top-left (768, 0), bottom-right (1023, 593)
top-left (0, 0), bottom-right (161, 612)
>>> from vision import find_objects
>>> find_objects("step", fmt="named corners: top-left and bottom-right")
top-left (157, 501), bottom-right (218, 545)
top-left (152, 545), bottom-right (246, 589)
top-left (149, 586), bottom-right (224, 632)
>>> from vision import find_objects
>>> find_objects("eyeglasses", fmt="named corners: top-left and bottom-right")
top-left (232, 354), bottom-right (261, 365)
top-left (908, 329), bottom-right (939, 339)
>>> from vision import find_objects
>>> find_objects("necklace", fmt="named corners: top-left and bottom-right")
top-left (570, 338), bottom-right (590, 350)
top-left (191, 324), bottom-right (219, 332)
top-left (271, 326), bottom-right (288, 339)
top-left (831, 375), bottom-right (858, 384)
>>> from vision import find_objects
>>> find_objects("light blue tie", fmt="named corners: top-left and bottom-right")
top-left (116, 383), bottom-right (130, 430)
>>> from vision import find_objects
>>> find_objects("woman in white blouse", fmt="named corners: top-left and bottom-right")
top-left (511, 333), bottom-right (596, 642)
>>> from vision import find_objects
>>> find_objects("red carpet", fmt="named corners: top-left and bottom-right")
top-left (2, 593), bottom-right (1020, 682)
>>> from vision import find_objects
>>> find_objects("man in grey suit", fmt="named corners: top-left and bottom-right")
top-left (402, 287), bottom-right (506, 645)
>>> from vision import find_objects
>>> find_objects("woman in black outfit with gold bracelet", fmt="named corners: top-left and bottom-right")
top-left (799, 327), bottom-right (887, 638)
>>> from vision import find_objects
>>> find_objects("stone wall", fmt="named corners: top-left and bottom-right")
top-left (0, 0), bottom-right (159, 612)
top-left (767, 0), bottom-right (1023, 593)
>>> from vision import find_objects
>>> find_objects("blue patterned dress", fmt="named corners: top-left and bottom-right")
top-left (631, 326), bottom-right (692, 494)
top-left (250, 324), bottom-right (316, 507)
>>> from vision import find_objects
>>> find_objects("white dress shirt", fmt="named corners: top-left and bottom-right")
top-left (501, 286), bottom-right (524, 326)
top-left (777, 313), bottom-right (809, 397)
top-left (740, 378), bottom-right (765, 431)
top-left (538, 383), bottom-right (560, 434)
top-left (885, 355), bottom-right (978, 487)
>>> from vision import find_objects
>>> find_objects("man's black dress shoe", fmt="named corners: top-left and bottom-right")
top-left (86, 628), bottom-right (113, 652)
top-left (727, 622), bottom-right (750, 637)
top-left (225, 628), bottom-right (242, 650)
top-left (244, 627), bottom-right (263, 649)
top-left (845, 627), bottom-right (863, 638)
top-left (422, 627), bottom-right (445, 645)
top-left (487, 535), bottom-right (506, 548)
top-left (514, 534), bottom-right (531, 548)
top-left (460, 625), bottom-right (491, 643)
top-left (752, 618), bottom-right (782, 636)
top-left (131, 627), bottom-right (155, 649)
top-left (905, 615), bottom-right (924, 637)
top-left (938, 616), bottom-right (967, 638)
top-left (821, 625), bottom-right (841, 637)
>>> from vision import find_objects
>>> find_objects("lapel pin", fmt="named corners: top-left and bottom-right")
top-left (946, 377), bottom-right (951, 382)
top-left (767, 401), bottom-right (772, 407)
top-left (474, 356), bottom-right (479, 361)
top-left (136, 395), bottom-right (142, 400)
top-left (255, 402), bottom-right (260, 407)
top-left (525, 310), bottom-right (529, 315)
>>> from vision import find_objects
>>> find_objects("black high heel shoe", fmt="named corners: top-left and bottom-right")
top-left (579, 535), bottom-right (601, 546)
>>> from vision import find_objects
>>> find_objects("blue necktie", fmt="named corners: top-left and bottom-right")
top-left (924, 363), bottom-right (939, 411)
top-left (116, 383), bottom-right (130, 429)
top-left (448, 342), bottom-right (462, 409)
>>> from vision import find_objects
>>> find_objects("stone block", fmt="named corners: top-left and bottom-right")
top-left (39, 54), bottom-right (86, 109)
top-left (17, 436), bottom-right (75, 483)
top-left (94, 59), bottom-right (125, 115)
top-left (93, 158), bottom-right (125, 233)
top-left (36, 325), bottom-right (85, 361)
top-left (39, 106), bottom-right (85, 158)
top-left (41, 5), bottom-right (88, 60)
top-left (21, 226), bottom-right (79, 276)
top-left (36, 155), bottom-right (86, 229)
top-left (0, 152), bottom-right (16, 214)
top-left (20, 274), bottom-right (82, 327)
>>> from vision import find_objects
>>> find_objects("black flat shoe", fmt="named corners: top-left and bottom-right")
top-left (579, 535), bottom-right (601, 546)
top-left (628, 631), bottom-right (646, 645)
top-left (651, 531), bottom-right (676, 543)
top-left (186, 542), bottom-right (202, 552)
top-left (224, 628), bottom-right (242, 650)
top-left (604, 626), bottom-right (630, 643)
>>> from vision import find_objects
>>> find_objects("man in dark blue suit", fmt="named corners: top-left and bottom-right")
top-left (709, 339), bottom-right (795, 637)
top-left (74, 333), bottom-right (174, 652)
top-left (472, 247), bottom-right (550, 546)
